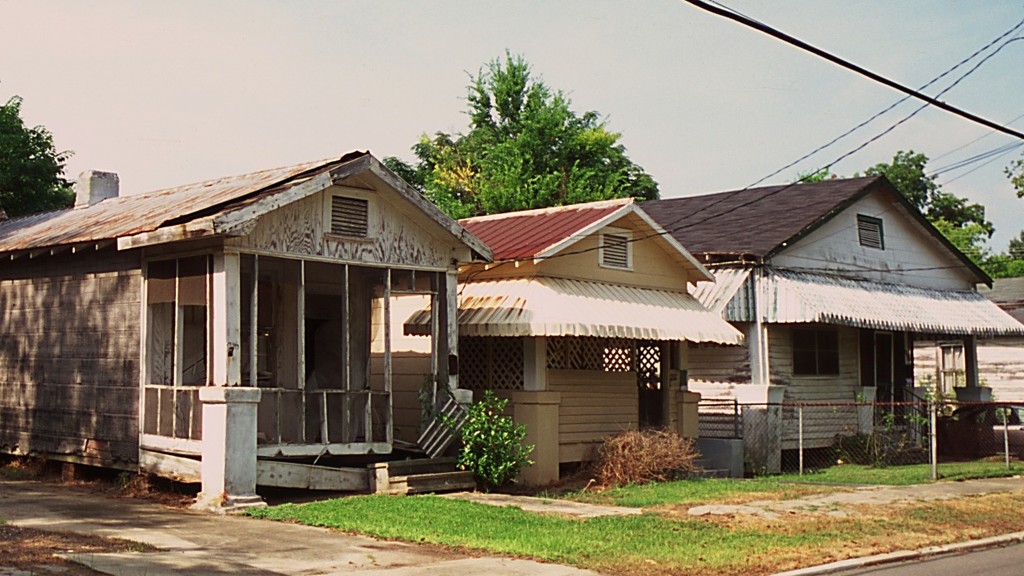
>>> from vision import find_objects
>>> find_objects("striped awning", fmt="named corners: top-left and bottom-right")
top-left (405, 276), bottom-right (744, 344)
top-left (703, 267), bottom-right (1024, 337)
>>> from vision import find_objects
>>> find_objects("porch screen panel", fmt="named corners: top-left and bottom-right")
top-left (178, 256), bottom-right (208, 386)
top-left (146, 260), bottom-right (176, 387)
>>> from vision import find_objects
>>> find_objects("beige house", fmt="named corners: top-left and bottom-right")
top-left (644, 176), bottom-right (1024, 473)
top-left (0, 152), bottom-right (490, 509)
top-left (407, 198), bottom-right (743, 484)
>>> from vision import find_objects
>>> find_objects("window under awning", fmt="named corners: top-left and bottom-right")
top-left (708, 267), bottom-right (1024, 337)
top-left (404, 276), bottom-right (744, 345)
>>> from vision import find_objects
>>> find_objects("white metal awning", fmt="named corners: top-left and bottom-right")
top-left (705, 267), bottom-right (1024, 336)
top-left (405, 276), bottom-right (744, 344)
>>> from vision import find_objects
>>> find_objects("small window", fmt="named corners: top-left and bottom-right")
top-left (793, 328), bottom-right (840, 376)
top-left (330, 196), bottom-right (369, 237)
top-left (600, 230), bottom-right (632, 269)
top-left (857, 214), bottom-right (884, 250)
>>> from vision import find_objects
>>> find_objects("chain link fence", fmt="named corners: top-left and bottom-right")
top-left (698, 398), bottom-right (1024, 478)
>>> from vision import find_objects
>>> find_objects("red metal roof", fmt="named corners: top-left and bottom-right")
top-left (459, 198), bottom-right (632, 260)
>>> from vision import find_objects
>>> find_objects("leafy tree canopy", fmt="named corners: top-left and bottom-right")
top-left (864, 150), bottom-right (993, 235)
top-left (1007, 154), bottom-right (1024, 199)
top-left (0, 95), bottom-right (74, 217)
top-left (385, 53), bottom-right (658, 218)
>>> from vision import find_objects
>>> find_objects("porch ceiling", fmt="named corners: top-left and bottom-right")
top-left (404, 276), bottom-right (744, 344)
top-left (722, 267), bottom-right (1024, 336)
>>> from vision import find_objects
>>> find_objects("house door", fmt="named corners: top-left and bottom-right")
top-left (637, 341), bottom-right (664, 428)
top-left (875, 332), bottom-right (894, 403)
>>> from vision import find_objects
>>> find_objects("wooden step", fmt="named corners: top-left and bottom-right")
top-left (386, 457), bottom-right (459, 477)
top-left (390, 470), bottom-right (476, 495)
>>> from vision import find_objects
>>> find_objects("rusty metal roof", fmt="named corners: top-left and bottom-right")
top-left (459, 198), bottom-right (634, 260)
top-left (701, 267), bottom-right (1024, 336)
top-left (0, 152), bottom-right (367, 254)
top-left (405, 276), bottom-right (744, 344)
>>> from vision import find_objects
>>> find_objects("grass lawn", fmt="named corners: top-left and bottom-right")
top-left (249, 466), bottom-right (1024, 576)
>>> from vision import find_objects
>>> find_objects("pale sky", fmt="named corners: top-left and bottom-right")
top-left (2, 1), bottom-right (1022, 249)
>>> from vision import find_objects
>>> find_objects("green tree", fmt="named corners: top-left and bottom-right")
top-left (865, 150), bottom-right (992, 235)
top-left (1007, 155), bottom-right (1024, 198)
top-left (0, 95), bottom-right (74, 217)
top-left (385, 53), bottom-right (658, 218)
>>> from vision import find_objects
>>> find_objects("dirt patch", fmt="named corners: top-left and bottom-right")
top-left (0, 524), bottom-right (153, 575)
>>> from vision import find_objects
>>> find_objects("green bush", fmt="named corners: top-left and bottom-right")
top-left (453, 391), bottom-right (534, 491)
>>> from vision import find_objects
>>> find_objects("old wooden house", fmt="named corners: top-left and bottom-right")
top-left (406, 198), bottom-right (744, 484)
top-left (0, 152), bottom-right (490, 509)
top-left (915, 277), bottom-right (1024, 402)
top-left (643, 176), bottom-right (1024, 472)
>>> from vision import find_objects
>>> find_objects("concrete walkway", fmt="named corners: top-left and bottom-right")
top-left (0, 480), bottom-right (601, 576)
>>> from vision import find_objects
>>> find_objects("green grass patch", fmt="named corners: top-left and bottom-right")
top-left (248, 490), bottom-right (1024, 575)
top-left (247, 494), bottom-right (833, 574)
top-left (778, 460), bottom-right (1024, 486)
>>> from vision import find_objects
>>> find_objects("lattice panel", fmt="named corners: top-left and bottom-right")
top-left (548, 337), bottom-right (635, 372)
top-left (636, 342), bottom-right (661, 388)
top-left (459, 337), bottom-right (523, 390)
top-left (460, 337), bottom-right (489, 390)
top-left (490, 337), bottom-right (524, 390)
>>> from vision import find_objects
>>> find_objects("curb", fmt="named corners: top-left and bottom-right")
top-left (774, 531), bottom-right (1024, 576)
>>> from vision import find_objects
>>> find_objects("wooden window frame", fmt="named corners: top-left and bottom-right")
top-left (792, 327), bottom-right (840, 376)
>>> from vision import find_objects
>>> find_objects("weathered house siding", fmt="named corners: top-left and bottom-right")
top-left (770, 324), bottom-right (860, 449)
top-left (548, 369), bottom-right (637, 463)
top-left (0, 250), bottom-right (141, 466)
top-left (771, 191), bottom-right (975, 291)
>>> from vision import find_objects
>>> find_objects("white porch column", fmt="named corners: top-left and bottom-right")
top-left (194, 251), bottom-right (264, 512)
top-left (212, 252), bottom-right (242, 386)
top-left (193, 387), bottom-right (265, 512)
top-left (956, 335), bottom-right (992, 402)
top-left (445, 269), bottom-right (460, 392)
top-left (523, 337), bottom-right (547, 391)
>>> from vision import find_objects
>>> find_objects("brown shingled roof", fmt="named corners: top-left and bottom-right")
top-left (642, 176), bottom-right (882, 259)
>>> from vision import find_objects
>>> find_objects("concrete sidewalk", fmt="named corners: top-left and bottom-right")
top-left (0, 480), bottom-right (600, 576)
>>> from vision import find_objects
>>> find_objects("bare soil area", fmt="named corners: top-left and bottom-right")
top-left (0, 524), bottom-right (150, 575)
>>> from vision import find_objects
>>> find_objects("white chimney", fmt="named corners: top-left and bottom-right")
top-left (74, 170), bottom-right (119, 208)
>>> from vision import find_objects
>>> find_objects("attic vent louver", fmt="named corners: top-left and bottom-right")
top-left (857, 214), bottom-right (884, 250)
top-left (331, 196), bottom-right (368, 237)
top-left (601, 232), bottom-right (631, 269)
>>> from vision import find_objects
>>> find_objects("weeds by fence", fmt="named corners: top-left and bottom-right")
top-left (698, 399), bottom-right (1024, 480)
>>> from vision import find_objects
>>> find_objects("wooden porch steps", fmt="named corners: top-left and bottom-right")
top-left (373, 457), bottom-right (477, 495)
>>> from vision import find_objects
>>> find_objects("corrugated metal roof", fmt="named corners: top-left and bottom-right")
top-left (0, 153), bottom-right (365, 253)
top-left (405, 276), bottom-right (744, 344)
top-left (459, 198), bottom-right (632, 260)
top-left (713, 267), bottom-right (1024, 336)
top-left (690, 267), bottom-right (752, 314)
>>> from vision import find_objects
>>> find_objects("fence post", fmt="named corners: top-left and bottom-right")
top-left (1004, 413), bottom-right (1011, 471)
top-left (798, 405), bottom-right (804, 477)
top-left (930, 400), bottom-right (938, 481)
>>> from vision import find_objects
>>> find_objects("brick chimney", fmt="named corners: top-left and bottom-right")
top-left (74, 170), bottom-right (119, 208)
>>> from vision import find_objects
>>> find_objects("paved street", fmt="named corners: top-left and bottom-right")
top-left (828, 542), bottom-right (1024, 576)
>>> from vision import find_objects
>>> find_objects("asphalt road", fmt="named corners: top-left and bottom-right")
top-left (831, 543), bottom-right (1024, 576)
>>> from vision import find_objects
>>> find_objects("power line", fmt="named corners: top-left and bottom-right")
top-left (682, 0), bottom-right (1024, 141)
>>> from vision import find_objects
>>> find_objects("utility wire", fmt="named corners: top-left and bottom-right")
top-left (682, 0), bottom-right (1024, 141)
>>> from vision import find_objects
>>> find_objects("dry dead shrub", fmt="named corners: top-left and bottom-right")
top-left (594, 429), bottom-right (700, 487)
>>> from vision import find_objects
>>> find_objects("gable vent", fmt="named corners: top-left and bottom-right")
top-left (331, 196), bottom-right (369, 237)
top-left (857, 215), bottom-right (884, 250)
top-left (601, 233), bottom-right (631, 268)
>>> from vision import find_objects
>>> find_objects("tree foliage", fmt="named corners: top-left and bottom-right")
top-left (0, 95), bottom-right (74, 217)
top-left (865, 150), bottom-right (992, 235)
top-left (1007, 154), bottom-right (1024, 199)
top-left (385, 53), bottom-right (658, 218)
